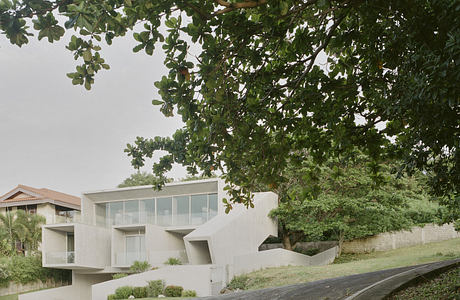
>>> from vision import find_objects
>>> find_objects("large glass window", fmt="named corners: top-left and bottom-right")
top-left (95, 203), bottom-right (106, 227)
top-left (157, 197), bottom-right (172, 226)
top-left (124, 200), bottom-right (139, 225)
top-left (208, 193), bottom-right (218, 220)
top-left (174, 196), bottom-right (189, 225)
top-left (125, 235), bottom-right (145, 265)
top-left (191, 194), bottom-right (208, 224)
top-left (139, 199), bottom-right (155, 224)
top-left (109, 201), bottom-right (123, 225)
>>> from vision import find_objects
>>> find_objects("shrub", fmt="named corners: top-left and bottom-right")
top-left (107, 294), bottom-right (116, 300)
top-left (294, 247), bottom-right (320, 256)
top-left (129, 260), bottom-right (151, 273)
top-left (133, 286), bottom-right (148, 298)
top-left (164, 257), bottom-right (182, 265)
top-left (227, 275), bottom-right (249, 290)
top-left (147, 280), bottom-right (165, 297)
top-left (182, 289), bottom-right (197, 297)
top-left (112, 273), bottom-right (128, 280)
top-left (114, 286), bottom-right (133, 299)
top-left (164, 285), bottom-right (184, 297)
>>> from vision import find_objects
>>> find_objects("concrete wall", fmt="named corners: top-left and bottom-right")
top-left (75, 224), bottom-right (111, 268)
top-left (145, 225), bottom-right (188, 265)
top-left (342, 223), bottom-right (460, 253)
top-left (19, 273), bottom-right (111, 300)
top-left (91, 265), bottom-right (214, 300)
top-left (184, 192), bottom-right (278, 266)
top-left (232, 246), bottom-right (339, 276)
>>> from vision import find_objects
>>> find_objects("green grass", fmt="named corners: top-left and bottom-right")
top-left (0, 294), bottom-right (17, 300)
top-left (240, 238), bottom-right (460, 290)
top-left (388, 266), bottom-right (459, 299)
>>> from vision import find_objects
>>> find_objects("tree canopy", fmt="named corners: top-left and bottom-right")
top-left (118, 172), bottom-right (170, 188)
top-left (269, 151), bottom-right (442, 251)
top-left (2, 0), bottom-right (459, 210)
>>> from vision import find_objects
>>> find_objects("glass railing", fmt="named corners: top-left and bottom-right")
top-left (53, 212), bottom-right (81, 224)
top-left (45, 251), bottom-right (75, 264)
top-left (115, 251), bottom-right (146, 266)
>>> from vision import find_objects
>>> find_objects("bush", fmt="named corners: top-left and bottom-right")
top-left (164, 285), bottom-right (184, 297)
top-left (164, 257), bottom-right (182, 265)
top-left (147, 279), bottom-right (165, 297)
top-left (293, 247), bottom-right (320, 256)
top-left (107, 294), bottom-right (116, 300)
top-left (129, 260), bottom-right (151, 273)
top-left (114, 286), bottom-right (133, 299)
top-left (112, 273), bottom-right (128, 280)
top-left (133, 286), bottom-right (148, 298)
top-left (227, 275), bottom-right (249, 290)
top-left (182, 289), bottom-right (197, 297)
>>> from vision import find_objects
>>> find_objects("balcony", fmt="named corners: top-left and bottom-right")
top-left (45, 251), bottom-right (75, 264)
top-left (52, 211), bottom-right (81, 224)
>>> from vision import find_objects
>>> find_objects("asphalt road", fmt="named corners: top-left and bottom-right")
top-left (201, 263), bottom-right (432, 300)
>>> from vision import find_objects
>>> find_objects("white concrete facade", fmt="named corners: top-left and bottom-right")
top-left (23, 179), bottom-right (286, 300)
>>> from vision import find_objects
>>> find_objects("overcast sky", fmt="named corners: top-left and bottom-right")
top-left (0, 30), bottom-right (188, 197)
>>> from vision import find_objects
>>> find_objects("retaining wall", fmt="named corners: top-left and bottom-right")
top-left (342, 223), bottom-right (460, 253)
top-left (0, 279), bottom-right (67, 297)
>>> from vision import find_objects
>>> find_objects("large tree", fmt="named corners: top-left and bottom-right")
top-left (2, 1), bottom-right (459, 217)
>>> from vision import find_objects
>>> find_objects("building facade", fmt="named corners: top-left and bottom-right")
top-left (22, 179), bottom-right (278, 300)
top-left (0, 184), bottom-right (81, 224)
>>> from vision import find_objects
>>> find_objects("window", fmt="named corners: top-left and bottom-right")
top-left (109, 202), bottom-right (123, 225)
top-left (173, 196), bottom-right (190, 225)
top-left (139, 199), bottom-right (155, 224)
top-left (124, 200), bottom-right (139, 225)
top-left (125, 235), bottom-right (145, 265)
top-left (208, 193), bottom-right (218, 220)
top-left (191, 194), bottom-right (208, 224)
top-left (157, 197), bottom-right (172, 226)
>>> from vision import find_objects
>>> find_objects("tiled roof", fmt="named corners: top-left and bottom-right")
top-left (0, 185), bottom-right (80, 207)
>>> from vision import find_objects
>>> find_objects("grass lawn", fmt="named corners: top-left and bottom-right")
top-left (240, 238), bottom-right (460, 290)
top-left (0, 295), bottom-right (17, 300)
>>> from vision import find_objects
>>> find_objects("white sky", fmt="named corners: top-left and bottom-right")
top-left (0, 30), bottom-right (187, 197)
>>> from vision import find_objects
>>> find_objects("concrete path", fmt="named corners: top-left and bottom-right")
top-left (203, 259), bottom-right (460, 300)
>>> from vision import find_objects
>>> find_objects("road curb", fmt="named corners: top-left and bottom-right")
top-left (344, 258), bottom-right (460, 300)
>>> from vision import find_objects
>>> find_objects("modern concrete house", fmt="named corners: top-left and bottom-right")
top-left (20, 178), bottom-right (338, 300)
top-left (0, 184), bottom-right (81, 224)
top-left (19, 178), bottom-right (280, 299)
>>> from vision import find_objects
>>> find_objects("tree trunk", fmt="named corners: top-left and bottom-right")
top-left (282, 234), bottom-right (292, 250)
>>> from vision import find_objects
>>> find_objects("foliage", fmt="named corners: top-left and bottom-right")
top-left (107, 295), bottom-right (115, 300)
top-left (181, 289), bottom-right (197, 297)
top-left (163, 285), bottom-right (183, 297)
top-left (146, 280), bottom-right (165, 298)
top-left (111, 273), bottom-right (128, 280)
top-left (132, 286), bottom-right (148, 298)
top-left (118, 172), bottom-right (172, 188)
top-left (1, 0), bottom-right (458, 219)
top-left (129, 260), bottom-right (151, 273)
top-left (0, 254), bottom-right (71, 286)
top-left (113, 286), bottom-right (133, 299)
top-left (180, 174), bottom-right (218, 182)
top-left (388, 267), bottom-right (459, 300)
top-left (164, 257), bottom-right (182, 265)
top-left (227, 275), bottom-right (249, 290)
top-left (269, 151), bottom-right (441, 251)
top-left (293, 247), bottom-right (320, 256)
top-left (0, 210), bottom-right (46, 255)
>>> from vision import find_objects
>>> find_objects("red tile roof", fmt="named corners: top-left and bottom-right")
top-left (0, 185), bottom-right (80, 207)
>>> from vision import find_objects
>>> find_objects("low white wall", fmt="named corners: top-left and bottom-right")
top-left (19, 272), bottom-right (111, 300)
top-left (232, 246), bottom-right (339, 277)
top-left (91, 265), bottom-right (213, 300)
top-left (19, 285), bottom-right (76, 300)
top-left (233, 249), bottom-right (310, 276)
top-left (342, 223), bottom-right (460, 253)
top-left (1, 280), bottom-right (66, 297)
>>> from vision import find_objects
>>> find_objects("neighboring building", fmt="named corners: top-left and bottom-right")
top-left (21, 178), bottom-right (280, 300)
top-left (0, 184), bottom-right (81, 224)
